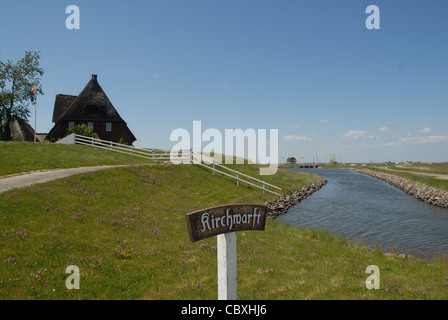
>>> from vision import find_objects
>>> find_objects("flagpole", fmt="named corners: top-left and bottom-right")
top-left (34, 102), bottom-right (37, 143)
top-left (31, 86), bottom-right (37, 143)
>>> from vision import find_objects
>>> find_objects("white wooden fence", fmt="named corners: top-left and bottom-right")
top-left (190, 151), bottom-right (282, 196)
top-left (71, 133), bottom-right (188, 163)
top-left (65, 133), bottom-right (282, 196)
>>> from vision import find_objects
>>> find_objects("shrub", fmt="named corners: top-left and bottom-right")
top-left (66, 124), bottom-right (99, 139)
top-left (117, 137), bottom-right (128, 145)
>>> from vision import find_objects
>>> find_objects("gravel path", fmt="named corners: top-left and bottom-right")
top-left (380, 167), bottom-right (448, 179)
top-left (0, 165), bottom-right (131, 194)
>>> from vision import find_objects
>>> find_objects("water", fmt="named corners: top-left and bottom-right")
top-left (276, 169), bottom-right (448, 261)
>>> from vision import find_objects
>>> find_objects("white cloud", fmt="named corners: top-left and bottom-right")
top-left (343, 130), bottom-right (366, 139)
top-left (320, 119), bottom-right (329, 123)
top-left (419, 128), bottom-right (431, 133)
top-left (398, 135), bottom-right (448, 145)
top-left (386, 135), bottom-right (448, 146)
top-left (379, 126), bottom-right (390, 133)
top-left (282, 135), bottom-right (312, 141)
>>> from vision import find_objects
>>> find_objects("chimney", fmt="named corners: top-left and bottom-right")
top-left (92, 74), bottom-right (98, 81)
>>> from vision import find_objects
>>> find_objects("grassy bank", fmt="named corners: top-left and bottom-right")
top-left (0, 142), bottom-right (151, 177)
top-left (368, 169), bottom-right (448, 191)
top-left (317, 163), bottom-right (448, 191)
top-left (1, 161), bottom-right (447, 299)
top-left (350, 164), bottom-right (448, 191)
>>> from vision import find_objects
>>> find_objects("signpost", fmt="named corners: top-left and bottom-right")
top-left (185, 204), bottom-right (268, 300)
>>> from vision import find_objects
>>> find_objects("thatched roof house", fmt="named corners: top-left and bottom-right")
top-left (8, 117), bottom-right (45, 142)
top-left (47, 75), bottom-right (136, 144)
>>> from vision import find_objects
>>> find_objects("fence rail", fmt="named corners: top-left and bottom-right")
top-left (70, 133), bottom-right (282, 196)
top-left (73, 134), bottom-right (189, 163)
top-left (191, 151), bottom-right (282, 196)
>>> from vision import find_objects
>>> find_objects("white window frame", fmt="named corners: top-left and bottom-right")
top-left (106, 122), bottom-right (112, 132)
top-left (88, 122), bottom-right (94, 129)
top-left (68, 121), bottom-right (75, 129)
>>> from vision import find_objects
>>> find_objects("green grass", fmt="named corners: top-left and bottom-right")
top-left (378, 171), bottom-right (448, 191)
top-left (321, 162), bottom-right (448, 191)
top-left (0, 141), bottom-right (151, 177)
top-left (1, 161), bottom-right (448, 300)
top-left (348, 164), bottom-right (448, 191)
top-left (385, 162), bottom-right (448, 175)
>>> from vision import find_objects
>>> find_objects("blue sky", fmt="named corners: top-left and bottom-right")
top-left (1, 0), bottom-right (447, 163)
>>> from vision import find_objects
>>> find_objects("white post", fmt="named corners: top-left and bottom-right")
top-left (217, 232), bottom-right (237, 300)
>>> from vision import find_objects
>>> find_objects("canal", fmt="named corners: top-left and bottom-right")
top-left (277, 169), bottom-right (448, 260)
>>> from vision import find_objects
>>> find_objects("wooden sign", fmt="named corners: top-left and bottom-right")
top-left (185, 204), bottom-right (268, 242)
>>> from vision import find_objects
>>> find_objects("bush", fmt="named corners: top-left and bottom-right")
top-left (66, 124), bottom-right (99, 139)
top-left (117, 137), bottom-right (128, 145)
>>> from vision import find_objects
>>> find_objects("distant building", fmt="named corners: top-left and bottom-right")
top-left (47, 75), bottom-right (136, 145)
top-left (9, 117), bottom-right (39, 142)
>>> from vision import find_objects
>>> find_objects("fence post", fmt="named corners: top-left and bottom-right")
top-left (218, 232), bottom-right (237, 300)
top-left (236, 173), bottom-right (239, 186)
top-left (263, 181), bottom-right (265, 193)
top-left (130, 145), bottom-right (132, 157)
top-left (213, 162), bottom-right (215, 175)
top-left (190, 148), bottom-right (193, 164)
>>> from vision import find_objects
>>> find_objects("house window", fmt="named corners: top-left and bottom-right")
top-left (88, 122), bottom-right (94, 129)
top-left (106, 122), bottom-right (112, 132)
top-left (69, 121), bottom-right (75, 129)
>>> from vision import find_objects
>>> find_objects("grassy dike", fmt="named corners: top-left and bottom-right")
top-left (315, 162), bottom-right (448, 192)
top-left (0, 141), bottom-right (151, 177)
top-left (0, 149), bottom-right (447, 299)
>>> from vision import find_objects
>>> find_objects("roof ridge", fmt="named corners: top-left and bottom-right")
top-left (57, 75), bottom-right (125, 122)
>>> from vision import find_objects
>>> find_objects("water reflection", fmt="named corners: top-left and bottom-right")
top-left (276, 169), bottom-right (448, 260)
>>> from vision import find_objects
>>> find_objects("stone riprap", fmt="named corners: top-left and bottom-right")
top-left (266, 178), bottom-right (328, 218)
top-left (355, 169), bottom-right (448, 209)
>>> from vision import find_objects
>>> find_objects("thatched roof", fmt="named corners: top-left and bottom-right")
top-left (9, 117), bottom-right (37, 142)
top-left (54, 75), bottom-right (127, 123)
top-left (52, 94), bottom-right (77, 123)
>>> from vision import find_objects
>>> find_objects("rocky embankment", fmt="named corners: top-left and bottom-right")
top-left (356, 169), bottom-right (448, 209)
top-left (266, 178), bottom-right (328, 218)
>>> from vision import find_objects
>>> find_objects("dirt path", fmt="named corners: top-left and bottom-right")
top-left (0, 165), bottom-right (131, 194)
top-left (380, 167), bottom-right (448, 180)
